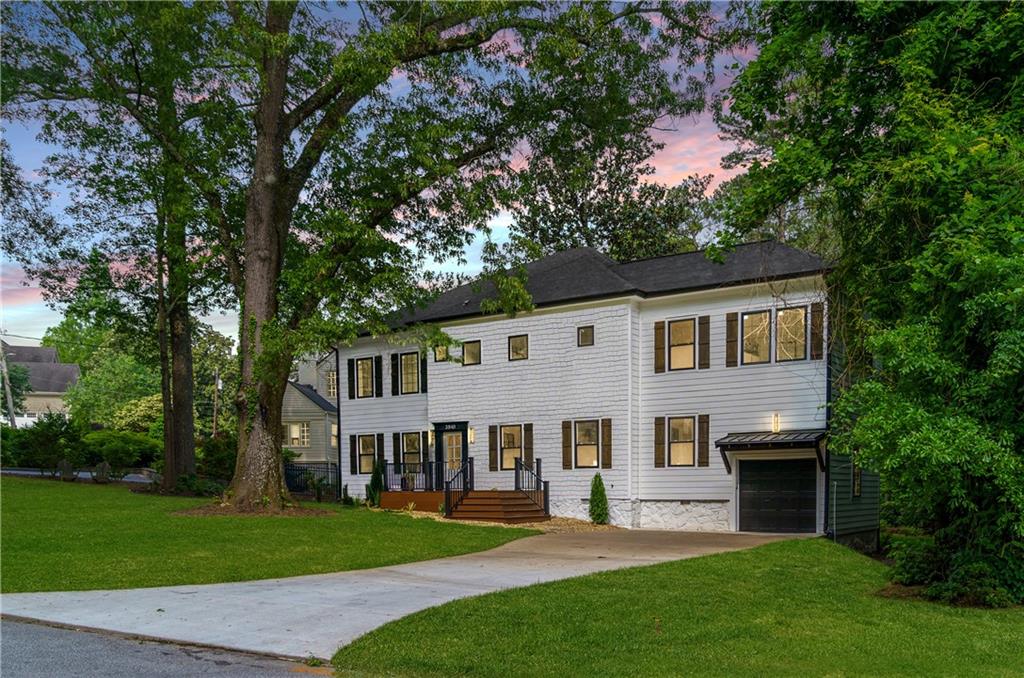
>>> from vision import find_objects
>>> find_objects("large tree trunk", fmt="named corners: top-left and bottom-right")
top-left (226, 3), bottom-right (296, 511)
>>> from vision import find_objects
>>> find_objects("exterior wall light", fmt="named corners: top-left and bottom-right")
top-left (468, 427), bottom-right (475, 444)
top-left (771, 412), bottom-right (781, 433)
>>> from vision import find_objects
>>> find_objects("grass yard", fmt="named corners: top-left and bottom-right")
top-left (333, 538), bottom-right (1024, 678)
top-left (0, 476), bottom-right (533, 593)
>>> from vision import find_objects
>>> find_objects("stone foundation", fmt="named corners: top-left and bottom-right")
top-left (549, 498), bottom-right (635, 527)
top-left (637, 500), bottom-right (731, 531)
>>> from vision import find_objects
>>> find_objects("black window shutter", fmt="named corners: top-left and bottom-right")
top-left (654, 321), bottom-right (665, 373)
top-left (347, 359), bottom-right (355, 400)
top-left (392, 432), bottom-right (401, 464)
top-left (421, 431), bottom-right (430, 464)
top-left (349, 435), bottom-right (357, 475)
top-left (374, 356), bottom-right (383, 397)
top-left (810, 302), bottom-right (825, 360)
top-left (523, 423), bottom-right (533, 467)
top-left (725, 313), bottom-right (738, 367)
top-left (698, 315), bottom-right (710, 369)
top-left (654, 417), bottom-right (665, 468)
top-left (420, 353), bottom-right (427, 393)
top-left (391, 353), bottom-right (399, 396)
top-left (698, 414), bottom-right (709, 467)
top-left (375, 432), bottom-right (385, 465)
top-left (488, 425), bottom-right (498, 472)
top-left (562, 421), bottom-right (572, 469)
top-left (600, 418), bottom-right (612, 469)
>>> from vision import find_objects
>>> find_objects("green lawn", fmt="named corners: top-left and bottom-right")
top-left (333, 539), bottom-right (1024, 678)
top-left (0, 476), bottom-right (533, 593)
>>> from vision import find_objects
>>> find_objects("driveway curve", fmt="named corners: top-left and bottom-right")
top-left (1, 530), bottom-right (789, 660)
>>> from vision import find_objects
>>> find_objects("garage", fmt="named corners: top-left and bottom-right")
top-left (738, 458), bottom-right (817, 533)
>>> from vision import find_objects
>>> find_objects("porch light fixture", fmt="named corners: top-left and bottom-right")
top-left (468, 427), bottom-right (475, 444)
top-left (771, 412), bottom-right (781, 433)
top-left (428, 430), bottom-right (435, 446)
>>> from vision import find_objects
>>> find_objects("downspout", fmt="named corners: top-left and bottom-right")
top-left (333, 346), bottom-right (343, 502)
top-left (823, 286), bottom-right (833, 537)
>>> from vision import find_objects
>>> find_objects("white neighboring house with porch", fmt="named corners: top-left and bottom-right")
top-left (333, 242), bottom-right (878, 540)
top-left (1, 341), bottom-right (80, 428)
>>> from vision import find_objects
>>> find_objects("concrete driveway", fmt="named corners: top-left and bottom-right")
top-left (1, 530), bottom-right (789, 660)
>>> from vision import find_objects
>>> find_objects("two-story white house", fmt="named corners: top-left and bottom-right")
top-left (332, 241), bottom-right (879, 543)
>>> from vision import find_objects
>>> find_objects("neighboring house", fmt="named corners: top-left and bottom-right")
top-left (1, 341), bottom-right (80, 428)
top-left (281, 357), bottom-right (339, 463)
top-left (333, 242), bottom-right (879, 546)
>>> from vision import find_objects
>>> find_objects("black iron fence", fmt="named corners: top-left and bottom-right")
top-left (284, 461), bottom-right (340, 501)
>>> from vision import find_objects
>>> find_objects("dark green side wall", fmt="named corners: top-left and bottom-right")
top-left (827, 453), bottom-right (880, 551)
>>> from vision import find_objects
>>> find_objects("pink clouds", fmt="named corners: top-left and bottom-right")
top-left (649, 110), bottom-right (741, 191)
top-left (0, 263), bottom-right (45, 308)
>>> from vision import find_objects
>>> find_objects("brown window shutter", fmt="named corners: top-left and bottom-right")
top-left (698, 414), bottom-right (709, 467)
top-left (390, 354), bottom-right (399, 395)
top-left (392, 432), bottom-right (401, 464)
top-left (488, 425), bottom-right (498, 472)
top-left (347, 359), bottom-right (355, 399)
top-left (562, 420), bottom-right (572, 469)
top-left (654, 417), bottom-right (665, 468)
top-left (523, 423), bottom-right (534, 467)
top-left (421, 431), bottom-right (430, 464)
top-left (600, 418), bottom-right (612, 469)
top-left (810, 302), bottom-right (824, 360)
top-left (654, 321), bottom-right (665, 373)
top-left (373, 356), bottom-right (383, 397)
top-left (698, 315), bottom-right (710, 369)
top-left (375, 432), bottom-right (385, 465)
top-left (725, 312), bottom-right (738, 367)
top-left (349, 435), bottom-right (357, 475)
top-left (420, 353), bottom-right (427, 393)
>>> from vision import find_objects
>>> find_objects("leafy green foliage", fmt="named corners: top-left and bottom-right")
top-left (721, 2), bottom-right (1024, 604)
top-left (197, 433), bottom-right (237, 483)
top-left (64, 347), bottom-right (160, 428)
top-left (1, 363), bottom-right (31, 419)
top-left (82, 430), bottom-right (161, 475)
top-left (111, 394), bottom-right (164, 437)
top-left (14, 412), bottom-right (84, 473)
top-left (588, 473), bottom-right (609, 525)
top-left (367, 458), bottom-right (385, 508)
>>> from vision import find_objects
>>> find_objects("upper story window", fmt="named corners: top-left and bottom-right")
top-left (500, 424), bottom-right (523, 470)
top-left (574, 420), bottom-right (599, 468)
top-left (326, 370), bottom-right (338, 398)
top-left (434, 345), bottom-right (448, 362)
top-left (776, 307), bottom-right (807, 362)
top-left (668, 318), bottom-right (695, 370)
top-left (358, 434), bottom-right (376, 473)
top-left (508, 334), bottom-right (528, 361)
top-left (577, 325), bottom-right (594, 347)
top-left (741, 310), bottom-right (771, 365)
top-left (668, 416), bottom-right (695, 467)
top-left (286, 422), bottom-right (310, 447)
top-left (356, 357), bottom-right (374, 398)
top-left (462, 340), bottom-right (481, 366)
top-left (400, 352), bottom-right (420, 394)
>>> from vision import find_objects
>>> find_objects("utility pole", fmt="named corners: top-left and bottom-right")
top-left (0, 344), bottom-right (19, 429)
top-left (212, 366), bottom-right (219, 437)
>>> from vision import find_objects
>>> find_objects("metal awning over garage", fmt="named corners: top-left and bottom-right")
top-left (715, 429), bottom-right (827, 474)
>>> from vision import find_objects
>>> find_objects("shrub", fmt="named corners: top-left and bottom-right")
top-left (341, 484), bottom-right (354, 506)
top-left (1, 425), bottom-right (26, 467)
top-left (888, 534), bottom-right (944, 586)
top-left (589, 473), bottom-right (609, 525)
top-left (927, 561), bottom-right (1015, 608)
top-left (197, 433), bottom-right (237, 482)
top-left (82, 430), bottom-right (161, 477)
top-left (366, 458), bottom-right (384, 507)
top-left (19, 412), bottom-right (84, 474)
top-left (174, 474), bottom-right (225, 497)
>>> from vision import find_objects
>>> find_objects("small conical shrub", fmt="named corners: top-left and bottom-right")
top-left (367, 458), bottom-right (385, 507)
top-left (589, 472), bottom-right (609, 525)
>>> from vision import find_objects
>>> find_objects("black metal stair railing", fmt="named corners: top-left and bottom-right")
top-left (514, 457), bottom-right (549, 515)
top-left (444, 457), bottom-right (474, 517)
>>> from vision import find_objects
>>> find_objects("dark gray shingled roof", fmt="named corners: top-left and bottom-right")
top-left (398, 241), bottom-right (827, 326)
top-left (2, 341), bottom-right (58, 363)
top-left (14, 362), bottom-right (80, 393)
top-left (289, 381), bottom-right (338, 414)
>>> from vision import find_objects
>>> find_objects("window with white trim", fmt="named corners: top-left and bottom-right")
top-left (741, 310), bottom-right (771, 365)
top-left (668, 318), bottom-right (696, 370)
top-left (668, 416), bottom-right (695, 467)
top-left (356, 357), bottom-right (374, 398)
top-left (326, 370), bottom-right (338, 398)
top-left (500, 424), bottom-right (523, 470)
top-left (358, 434), bottom-right (376, 474)
top-left (287, 422), bottom-right (310, 447)
top-left (574, 420), bottom-right (599, 468)
top-left (400, 352), bottom-right (419, 394)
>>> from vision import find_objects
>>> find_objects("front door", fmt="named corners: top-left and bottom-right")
top-left (442, 431), bottom-right (464, 470)
top-left (432, 422), bottom-right (468, 486)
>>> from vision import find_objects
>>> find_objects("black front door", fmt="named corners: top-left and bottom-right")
top-left (738, 458), bottom-right (817, 533)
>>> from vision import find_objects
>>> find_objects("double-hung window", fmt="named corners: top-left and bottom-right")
top-left (500, 424), bottom-right (523, 470)
top-left (358, 434), bottom-right (377, 474)
top-left (574, 420), bottom-right (599, 468)
top-left (287, 422), bottom-right (310, 447)
top-left (741, 310), bottom-right (771, 365)
top-left (326, 370), bottom-right (338, 398)
top-left (402, 432), bottom-right (422, 469)
top-left (355, 357), bottom-right (374, 398)
top-left (668, 318), bottom-right (696, 370)
top-left (668, 416), bottom-right (695, 466)
top-left (400, 351), bottom-right (420, 394)
top-left (776, 307), bottom-right (807, 362)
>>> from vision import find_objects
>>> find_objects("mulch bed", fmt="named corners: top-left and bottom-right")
top-left (175, 503), bottom-right (335, 517)
top-left (403, 510), bottom-right (620, 533)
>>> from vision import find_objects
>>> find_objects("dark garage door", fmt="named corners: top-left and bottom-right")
top-left (739, 459), bottom-right (817, 533)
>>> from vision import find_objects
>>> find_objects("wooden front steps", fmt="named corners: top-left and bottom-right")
top-left (449, 490), bottom-right (549, 524)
